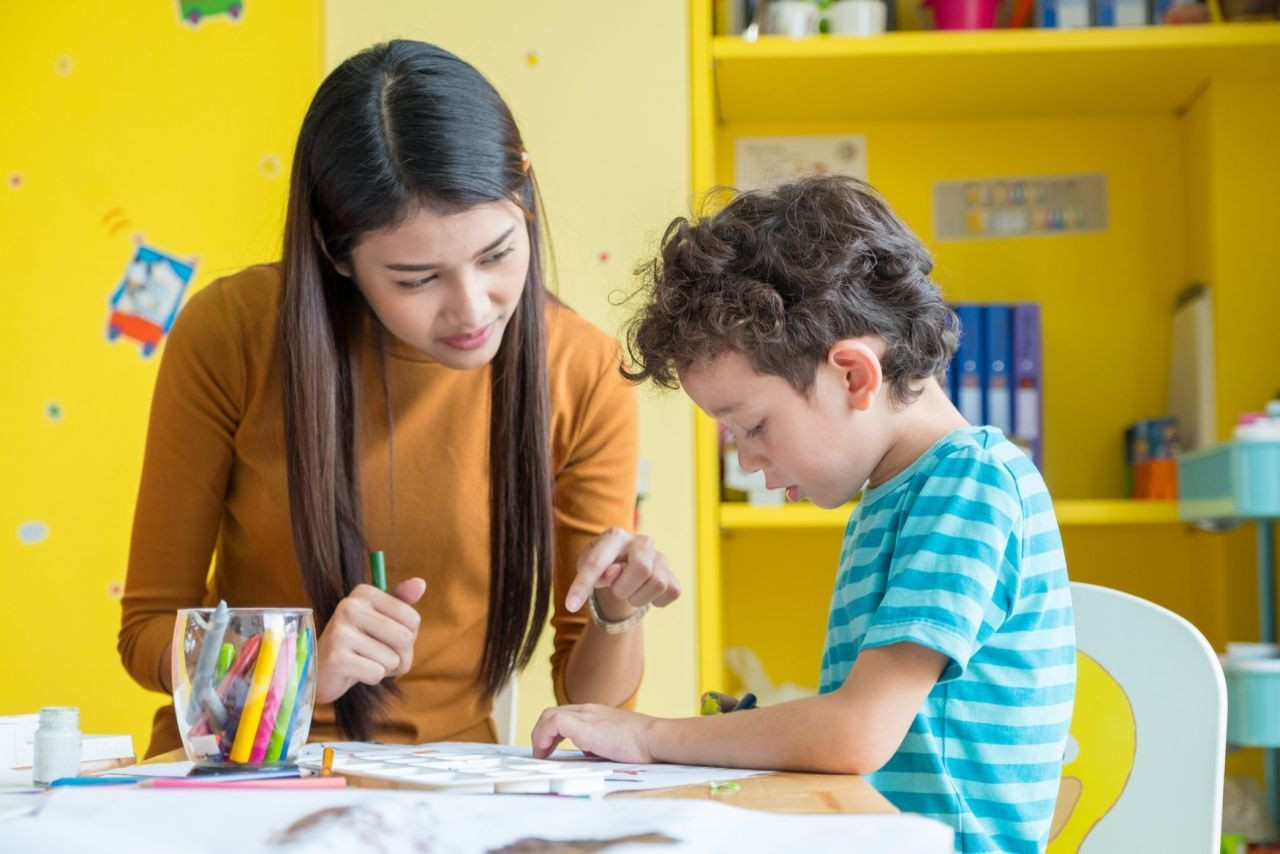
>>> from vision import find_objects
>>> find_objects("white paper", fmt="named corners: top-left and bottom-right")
top-left (298, 742), bottom-right (766, 794)
top-left (1, 787), bottom-right (955, 853)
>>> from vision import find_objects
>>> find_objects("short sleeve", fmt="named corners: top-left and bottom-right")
top-left (860, 449), bottom-right (1022, 683)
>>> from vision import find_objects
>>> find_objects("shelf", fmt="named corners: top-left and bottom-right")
top-left (711, 24), bottom-right (1280, 123)
top-left (720, 498), bottom-right (1181, 529)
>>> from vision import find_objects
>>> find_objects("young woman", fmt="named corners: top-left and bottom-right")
top-left (118, 40), bottom-right (679, 755)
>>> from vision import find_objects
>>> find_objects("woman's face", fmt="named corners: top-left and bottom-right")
top-left (340, 200), bottom-right (531, 369)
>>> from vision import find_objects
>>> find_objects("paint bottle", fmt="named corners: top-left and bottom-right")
top-left (32, 707), bottom-right (81, 785)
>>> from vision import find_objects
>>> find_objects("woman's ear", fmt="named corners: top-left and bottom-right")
top-left (313, 223), bottom-right (352, 278)
top-left (827, 339), bottom-right (883, 411)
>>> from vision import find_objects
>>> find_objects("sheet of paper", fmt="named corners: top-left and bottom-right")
top-left (1, 787), bottom-right (955, 853)
top-left (104, 760), bottom-right (193, 778)
top-left (298, 741), bottom-right (767, 794)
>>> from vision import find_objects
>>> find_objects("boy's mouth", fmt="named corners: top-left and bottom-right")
top-left (786, 485), bottom-right (801, 501)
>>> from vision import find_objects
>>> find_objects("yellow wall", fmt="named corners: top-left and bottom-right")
top-left (1, 2), bottom-right (320, 751)
top-left (2, 1), bottom-right (697, 751)
top-left (322, 0), bottom-right (698, 738)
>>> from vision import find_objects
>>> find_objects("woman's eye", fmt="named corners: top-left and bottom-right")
top-left (397, 275), bottom-right (439, 289)
top-left (483, 246), bottom-right (514, 265)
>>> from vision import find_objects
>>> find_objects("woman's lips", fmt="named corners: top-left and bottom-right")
top-left (441, 321), bottom-right (495, 351)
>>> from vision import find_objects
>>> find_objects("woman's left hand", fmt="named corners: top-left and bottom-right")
top-left (565, 528), bottom-right (682, 622)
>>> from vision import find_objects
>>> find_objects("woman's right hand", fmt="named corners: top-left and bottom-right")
top-left (314, 578), bottom-right (427, 704)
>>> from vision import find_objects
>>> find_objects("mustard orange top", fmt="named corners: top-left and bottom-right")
top-left (118, 264), bottom-right (638, 756)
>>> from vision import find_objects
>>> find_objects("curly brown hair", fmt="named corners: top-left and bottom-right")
top-left (622, 175), bottom-right (959, 406)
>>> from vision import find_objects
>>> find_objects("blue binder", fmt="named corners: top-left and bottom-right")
top-left (984, 305), bottom-right (1013, 435)
top-left (953, 304), bottom-right (985, 426)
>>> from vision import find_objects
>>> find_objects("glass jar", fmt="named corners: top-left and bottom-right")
top-left (172, 606), bottom-right (317, 767)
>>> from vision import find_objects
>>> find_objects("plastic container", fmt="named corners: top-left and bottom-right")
top-left (32, 707), bottom-right (81, 785)
top-left (1177, 440), bottom-right (1280, 520)
top-left (173, 605), bottom-right (316, 767)
top-left (928, 0), bottom-right (1001, 27)
top-left (1223, 651), bottom-right (1280, 747)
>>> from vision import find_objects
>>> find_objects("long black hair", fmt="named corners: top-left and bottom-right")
top-left (279, 40), bottom-right (553, 740)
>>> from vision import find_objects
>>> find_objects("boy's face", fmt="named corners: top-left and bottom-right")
top-left (681, 350), bottom-right (884, 509)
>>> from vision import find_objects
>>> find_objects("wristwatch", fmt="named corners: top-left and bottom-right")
top-left (587, 591), bottom-right (649, 635)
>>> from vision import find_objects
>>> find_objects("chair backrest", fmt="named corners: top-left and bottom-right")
top-left (1048, 582), bottom-right (1226, 853)
top-left (492, 674), bottom-right (519, 746)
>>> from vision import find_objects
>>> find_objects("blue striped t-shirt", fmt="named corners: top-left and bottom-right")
top-left (819, 427), bottom-right (1075, 853)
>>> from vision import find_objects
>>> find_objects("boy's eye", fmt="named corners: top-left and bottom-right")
top-left (745, 421), bottom-right (765, 439)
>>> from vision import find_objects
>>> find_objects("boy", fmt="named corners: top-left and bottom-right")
top-left (534, 176), bottom-right (1075, 853)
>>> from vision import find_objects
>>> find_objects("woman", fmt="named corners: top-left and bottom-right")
top-left (118, 40), bottom-right (679, 755)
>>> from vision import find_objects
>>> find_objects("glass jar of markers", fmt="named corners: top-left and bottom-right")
top-left (172, 605), bottom-right (316, 767)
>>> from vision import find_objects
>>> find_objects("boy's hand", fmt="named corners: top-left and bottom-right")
top-left (565, 528), bottom-right (682, 620)
top-left (314, 578), bottom-right (426, 704)
top-left (531, 703), bottom-right (656, 763)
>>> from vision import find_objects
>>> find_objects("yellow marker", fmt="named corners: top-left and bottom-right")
top-left (229, 627), bottom-right (283, 763)
top-left (321, 745), bottom-right (334, 777)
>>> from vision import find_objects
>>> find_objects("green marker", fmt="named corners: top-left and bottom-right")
top-left (369, 550), bottom-right (387, 592)
top-left (215, 642), bottom-right (235, 680)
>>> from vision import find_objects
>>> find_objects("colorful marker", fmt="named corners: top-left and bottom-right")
top-left (369, 551), bottom-right (387, 592)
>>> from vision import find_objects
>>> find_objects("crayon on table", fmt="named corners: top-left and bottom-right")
top-left (148, 776), bottom-right (346, 790)
top-left (321, 745), bottom-right (334, 777)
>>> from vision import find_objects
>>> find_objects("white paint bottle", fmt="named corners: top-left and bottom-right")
top-left (32, 707), bottom-right (81, 786)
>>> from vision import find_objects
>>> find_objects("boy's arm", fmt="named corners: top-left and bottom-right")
top-left (531, 641), bottom-right (947, 775)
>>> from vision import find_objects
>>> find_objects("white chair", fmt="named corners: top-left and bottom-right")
top-left (1049, 582), bottom-right (1226, 852)
top-left (492, 674), bottom-right (519, 746)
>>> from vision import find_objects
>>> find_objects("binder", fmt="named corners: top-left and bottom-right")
top-left (1011, 303), bottom-right (1043, 467)
top-left (984, 305), bottom-right (1013, 435)
top-left (953, 304), bottom-right (985, 426)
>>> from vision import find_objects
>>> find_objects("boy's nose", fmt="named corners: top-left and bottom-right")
top-left (737, 444), bottom-right (766, 473)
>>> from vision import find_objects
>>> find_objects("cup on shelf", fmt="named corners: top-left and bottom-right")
top-left (172, 605), bottom-right (316, 767)
top-left (764, 0), bottom-right (821, 36)
top-left (826, 0), bottom-right (888, 34)
top-left (925, 0), bottom-right (1001, 28)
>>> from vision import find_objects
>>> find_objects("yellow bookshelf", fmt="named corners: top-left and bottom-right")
top-left (689, 0), bottom-right (1280, 707)
top-left (712, 25), bottom-right (1280, 122)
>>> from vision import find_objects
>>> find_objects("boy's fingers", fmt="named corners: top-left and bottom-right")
top-left (531, 709), bottom-right (574, 758)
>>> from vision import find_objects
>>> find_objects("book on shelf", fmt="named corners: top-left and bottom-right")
top-left (948, 302), bottom-right (1043, 469)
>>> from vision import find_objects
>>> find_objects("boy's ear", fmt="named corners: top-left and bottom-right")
top-left (827, 339), bottom-right (883, 411)
top-left (313, 223), bottom-right (353, 278)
